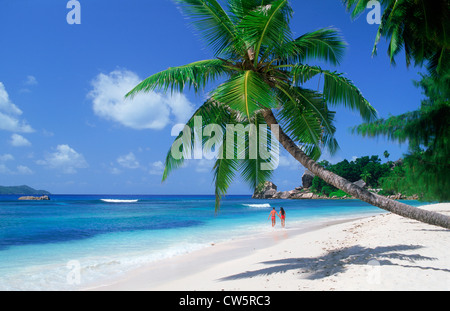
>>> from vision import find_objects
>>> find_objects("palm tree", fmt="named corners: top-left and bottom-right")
top-left (126, 0), bottom-right (449, 229)
top-left (360, 171), bottom-right (372, 184)
top-left (342, 0), bottom-right (449, 79)
top-left (344, 1), bottom-right (449, 203)
top-left (354, 74), bottom-right (450, 202)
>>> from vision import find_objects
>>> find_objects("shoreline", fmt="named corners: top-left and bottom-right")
top-left (87, 202), bottom-right (449, 291)
top-left (86, 217), bottom-right (365, 291)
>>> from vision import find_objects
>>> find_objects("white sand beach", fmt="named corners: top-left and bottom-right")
top-left (91, 203), bottom-right (450, 291)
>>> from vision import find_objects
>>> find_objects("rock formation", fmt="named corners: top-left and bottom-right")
top-left (253, 181), bottom-right (327, 200)
top-left (252, 181), bottom-right (278, 199)
top-left (302, 170), bottom-right (315, 188)
top-left (18, 195), bottom-right (50, 201)
top-left (253, 171), bottom-right (416, 200)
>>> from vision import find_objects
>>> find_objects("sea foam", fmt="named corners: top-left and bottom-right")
top-left (243, 203), bottom-right (271, 208)
top-left (101, 199), bottom-right (139, 203)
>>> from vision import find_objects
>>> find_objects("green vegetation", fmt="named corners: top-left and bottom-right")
top-left (126, 0), bottom-right (449, 228)
top-left (354, 74), bottom-right (449, 202)
top-left (344, 0), bottom-right (449, 203)
top-left (311, 155), bottom-right (392, 197)
top-left (127, 0), bottom-right (375, 211)
top-left (0, 185), bottom-right (51, 195)
top-left (343, 0), bottom-right (449, 79)
top-left (311, 147), bottom-right (448, 202)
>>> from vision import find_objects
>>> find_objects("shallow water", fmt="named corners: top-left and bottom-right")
top-left (0, 194), bottom-right (421, 290)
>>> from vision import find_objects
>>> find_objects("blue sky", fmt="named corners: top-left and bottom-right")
top-left (0, 0), bottom-right (424, 195)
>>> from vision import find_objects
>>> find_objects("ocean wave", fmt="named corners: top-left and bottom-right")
top-left (100, 199), bottom-right (139, 203)
top-left (243, 203), bottom-right (271, 208)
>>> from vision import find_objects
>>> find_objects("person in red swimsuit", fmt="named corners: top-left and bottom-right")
top-left (279, 207), bottom-right (286, 228)
top-left (268, 207), bottom-right (279, 227)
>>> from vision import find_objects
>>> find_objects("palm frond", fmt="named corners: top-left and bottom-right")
top-left (276, 85), bottom-right (339, 159)
top-left (239, 0), bottom-right (293, 66)
top-left (228, 0), bottom-right (277, 22)
top-left (291, 64), bottom-right (378, 122)
top-left (214, 112), bottom-right (276, 211)
top-left (173, 0), bottom-right (241, 56)
top-left (238, 113), bottom-right (275, 190)
top-left (213, 156), bottom-right (239, 212)
top-left (162, 99), bottom-right (232, 182)
top-left (343, 0), bottom-right (450, 76)
top-left (212, 70), bottom-right (277, 119)
top-left (126, 59), bottom-right (230, 97)
top-left (278, 28), bottom-right (347, 66)
top-left (342, 0), bottom-right (393, 18)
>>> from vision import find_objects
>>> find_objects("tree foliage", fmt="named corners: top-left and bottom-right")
top-left (353, 74), bottom-right (449, 202)
top-left (126, 0), bottom-right (375, 211)
top-left (343, 0), bottom-right (450, 202)
top-left (343, 0), bottom-right (450, 79)
top-left (311, 155), bottom-right (392, 196)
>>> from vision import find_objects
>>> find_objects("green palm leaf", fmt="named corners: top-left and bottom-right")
top-left (162, 99), bottom-right (232, 182)
top-left (343, 0), bottom-right (450, 76)
top-left (126, 59), bottom-right (230, 97)
top-left (239, 0), bottom-right (293, 66)
top-left (291, 64), bottom-right (377, 122)
top-left (127, 1), bottom-right (377, 212)
top-left (238, 113), bottom-right (275, 190)
top-left (212, 70), bottom-right (277, 119)
top-left (214, 112), bottom-right (276, 211)
top-left (276, 85), bottom-right (338, 159)
top-left (213, 156), bottom-right (239, 212)
top-left (228, 0), bottom-right (276, 21)
top-left (279, 28), bottom-right (347, 66)
top-left (173, 0), bottom-right (240, 56)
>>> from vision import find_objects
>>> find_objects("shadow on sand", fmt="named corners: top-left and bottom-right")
top-left (219, 244), bottom-right (450, 281)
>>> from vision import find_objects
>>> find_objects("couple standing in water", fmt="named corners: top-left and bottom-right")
top-left (268, 207), bottom-right (286, 228)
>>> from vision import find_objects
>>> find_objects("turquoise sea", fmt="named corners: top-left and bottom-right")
top-left (0, 194), bottom-right (422, 290)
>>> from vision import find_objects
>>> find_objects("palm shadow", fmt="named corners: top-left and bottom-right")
top-left (219, 244), bottom-right (449, 281)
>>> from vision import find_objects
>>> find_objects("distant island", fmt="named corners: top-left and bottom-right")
top-left (0, 185), bottom-right (51, 195)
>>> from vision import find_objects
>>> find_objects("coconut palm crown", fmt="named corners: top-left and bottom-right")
top-left (127, 0), bottom-right (450, 229)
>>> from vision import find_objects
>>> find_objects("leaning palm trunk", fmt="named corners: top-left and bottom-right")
top-left (128, 0), bottom-right (450, 230)
top-left (263, 109), bottom-right (450, 229)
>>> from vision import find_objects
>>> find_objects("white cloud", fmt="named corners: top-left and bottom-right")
top-left (89, 69), bottom-right (194, 130)
top-left (110, 166), bottom-right (122, 175)
top-left (0, 82), bottom-right (34, 133)
top-left (16, 165), bottom-right (33, 175)
top-left (149, 161), bottom-right (164, 175)
top-left (117, 152), bottom-right (140, 169)
top-left (19, 75), bottom-right (38, 93)
top-left (0, 164), bottom-right (11, 174)
top-left (0, 154), bottom-right (33, 175)
top-left (25, 75), bottom-right (38, 86)
top-left (278, 155), bottom-right (302, 170)
top-left (37, 144), bottom-right (88, 174)
top-left (166, 92), bottom-right (195, 125)
top-left (0, 154), bottom-right (14, 162)
top-left (195, 159), bottom-right (215, 173)
top-left (10, 134), bottom-right (31, 147)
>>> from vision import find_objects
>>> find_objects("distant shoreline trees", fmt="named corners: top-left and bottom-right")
top-left (310, 155), bottom-right (390, 197)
